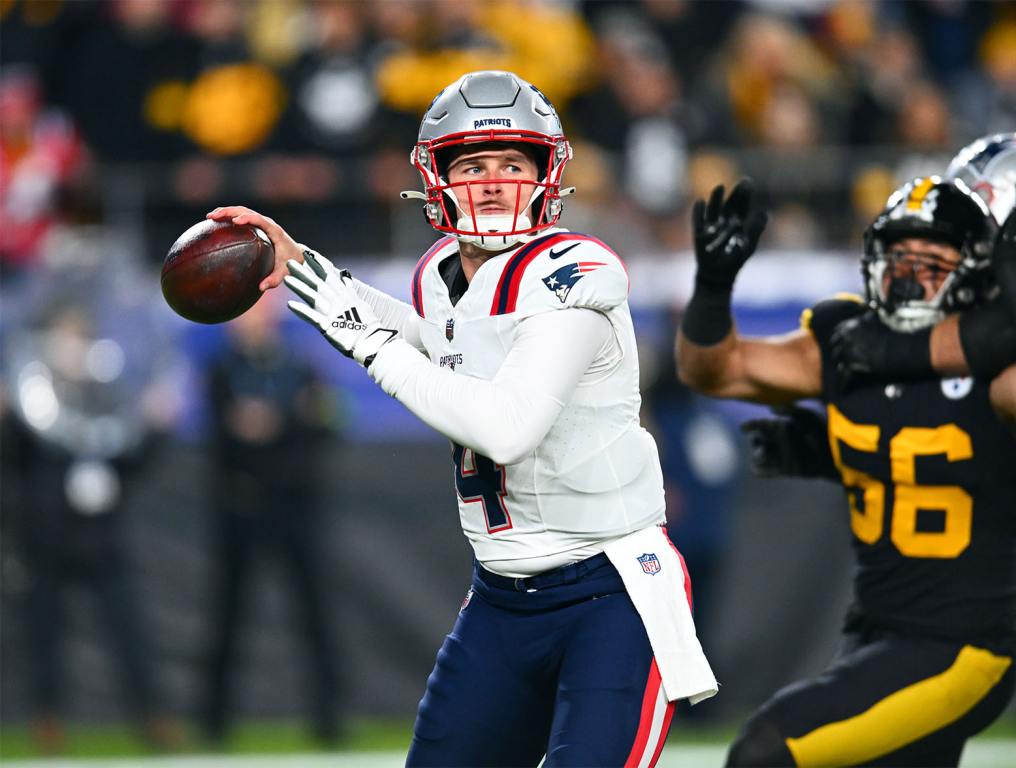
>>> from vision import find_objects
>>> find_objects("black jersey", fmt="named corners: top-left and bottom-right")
top-left (806, 297), bottom-right (1016, 651)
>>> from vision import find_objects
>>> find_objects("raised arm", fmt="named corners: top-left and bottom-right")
top-left (676, 180), bottom-right (823, 404)
top-left (367, 309), bottom-right (610, 464)
top-left (283, 250), bottom-right (611, 465)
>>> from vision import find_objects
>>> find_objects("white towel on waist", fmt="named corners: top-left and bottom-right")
top-left (604, 525), bottom-right (718, 704)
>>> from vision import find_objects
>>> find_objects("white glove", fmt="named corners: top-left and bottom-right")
top-left (284, 250), bottom-right (397, 367)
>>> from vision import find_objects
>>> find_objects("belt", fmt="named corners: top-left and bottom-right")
top-left (476, 552), bottom-right (612, 592)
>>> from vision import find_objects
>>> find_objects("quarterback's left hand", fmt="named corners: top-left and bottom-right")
top-left (829, 312), bottom-right (932, 392)
top-left (284, 250), bottom-right (397, 368)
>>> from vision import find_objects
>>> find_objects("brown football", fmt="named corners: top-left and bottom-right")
top-left (161, 220), bottom-right (274, 324)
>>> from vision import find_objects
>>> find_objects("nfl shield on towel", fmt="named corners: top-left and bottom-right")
top-left (638, 553), bottom-right (661, 575)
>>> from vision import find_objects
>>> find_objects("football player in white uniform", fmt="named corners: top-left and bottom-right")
top-left (208, 70), bottom-right (715, 767)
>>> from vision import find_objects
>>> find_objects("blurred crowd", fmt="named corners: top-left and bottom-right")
top-left (3, 0), bottom-right (1016, 269)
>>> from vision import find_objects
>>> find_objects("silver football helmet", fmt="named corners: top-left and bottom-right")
top-left (401, 70), bottom-right (573, 250)
top-left (945, 132), bottom-right (1016, 224)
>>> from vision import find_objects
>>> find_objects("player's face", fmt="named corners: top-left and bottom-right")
top-left (883, 237), bottom-right (962, 299)
top-left (445, 148), bottom-right (540, 220)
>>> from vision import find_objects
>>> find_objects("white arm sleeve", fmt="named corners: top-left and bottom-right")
top-left (368, 308), bottom-right (613, 465)
top-left (351, 277), bottom-right (424, 351)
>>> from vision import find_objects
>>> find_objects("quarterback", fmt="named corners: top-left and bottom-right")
top-left (209, 70), bottom-right (715, 767)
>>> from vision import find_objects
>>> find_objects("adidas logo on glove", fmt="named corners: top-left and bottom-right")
top-left (331, 308), bottom-right (368, 331)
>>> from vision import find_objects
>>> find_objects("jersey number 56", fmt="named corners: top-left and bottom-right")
top-left (827, 405), bottom-right (972, 559)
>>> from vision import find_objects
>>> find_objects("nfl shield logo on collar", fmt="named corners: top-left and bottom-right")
top-left (637, 553), bottom-right (661, 575)
top-left (446, 317), bottom-right (455, 341)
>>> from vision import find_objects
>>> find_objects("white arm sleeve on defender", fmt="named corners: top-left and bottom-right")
top-left (368, 308), bottom-right (612, 465)
top-left (351, 278), bottom-right (424, 351)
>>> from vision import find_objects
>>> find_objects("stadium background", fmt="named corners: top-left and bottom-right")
top-left (1, 0), bottom-right (1014, 764)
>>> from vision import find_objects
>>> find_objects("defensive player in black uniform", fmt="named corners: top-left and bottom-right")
top-left (676, 176), bottom-right (1016, 767)
top-left (740, 133), bottom-right (1016, 489)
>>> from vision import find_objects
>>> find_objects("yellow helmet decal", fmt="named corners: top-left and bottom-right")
top-left (906, 178), bottom-right (936, 211)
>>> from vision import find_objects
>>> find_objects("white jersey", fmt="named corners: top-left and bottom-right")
top-left (366, 229), bottom-right (666, 575)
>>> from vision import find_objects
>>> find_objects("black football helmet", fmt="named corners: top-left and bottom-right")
top-left (862, 177), bottom-right (997, 331)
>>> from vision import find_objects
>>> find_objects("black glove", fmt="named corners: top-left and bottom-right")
top-left (739, 405), bottom-right (838, 480)
top-left (682, 179), bottom-right (768, 345)
top-left (828, 312), bottom-right (932, 393)
top-left (692, 179), bottom-right (768, 292)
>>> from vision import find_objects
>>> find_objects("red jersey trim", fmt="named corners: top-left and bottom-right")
top-left (411, 236), bottom-right (456, 318)
top-left (489, 233), bottom-right (626, 316)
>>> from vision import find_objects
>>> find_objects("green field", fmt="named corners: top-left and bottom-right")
top-left (1, 719), bottom-right (1014, 767)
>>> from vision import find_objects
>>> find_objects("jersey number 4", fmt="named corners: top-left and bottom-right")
top-left (453, 444), bottom-right (512, 533)
top-left (827, 404), bottom-right (972, 559)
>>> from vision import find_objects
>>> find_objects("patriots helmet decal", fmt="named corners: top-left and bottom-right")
top-left (542, 261), bottom-right (606, 303)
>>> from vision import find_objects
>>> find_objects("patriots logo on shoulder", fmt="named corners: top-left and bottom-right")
top-left (542, 261), bottom-right (607, 303)
top-left (637, 553), bottom-right (661, 575)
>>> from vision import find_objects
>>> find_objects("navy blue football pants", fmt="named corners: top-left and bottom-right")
top-left (406, 553), bottom-right (677, 767)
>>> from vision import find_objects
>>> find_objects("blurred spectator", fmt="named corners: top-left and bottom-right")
top-left (57, 0), bottom-right (199, 162)
top-left (200, 294), bottom-right (344, 746)
top-left (269, 0), bottom-right (418, 183)
top-left (849, 164), bottom-right (896, 242)
top-left (274, 1), bottom-right (380, 154)
top-left (0, 67), bottom-right (87, 278)
top-left (374, 0), bottom-right (595, 116)
top-left (707, 12), bottom-right (844, 145)
top-left (570, 14), bottom-right (705, 249)
top-left (1, 293), bottom-right (180, 754)
top-left (178, 0), bottom-right (287, 156)
top-left (892, 80), bottom-right (955, 182)
top-left (953, 18), bottom-right (1016, 139)
top-left (581, 0), bottom-right (746, 92)
top-left (897, 0), bottom-right (995, 84)
top-left (838, 26), bottom-right (925, 146)
top-left (0, 0), bottom-right (97, 98)
top-left (556, 139), bottom-right (659, 255)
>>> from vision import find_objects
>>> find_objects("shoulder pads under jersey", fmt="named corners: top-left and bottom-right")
top-left (802, 293), bottom-right (866, 348)
top-left (489, 233), bottom-right (628, 317)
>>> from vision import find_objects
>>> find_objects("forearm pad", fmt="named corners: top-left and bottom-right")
top-left (958, 298), bottom-right (1016, 380)
top-left (681, 280), bottom-right (733, 346)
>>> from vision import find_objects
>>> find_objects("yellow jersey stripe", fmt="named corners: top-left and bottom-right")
top-left (785, 645), bottom-right (1011, 766)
